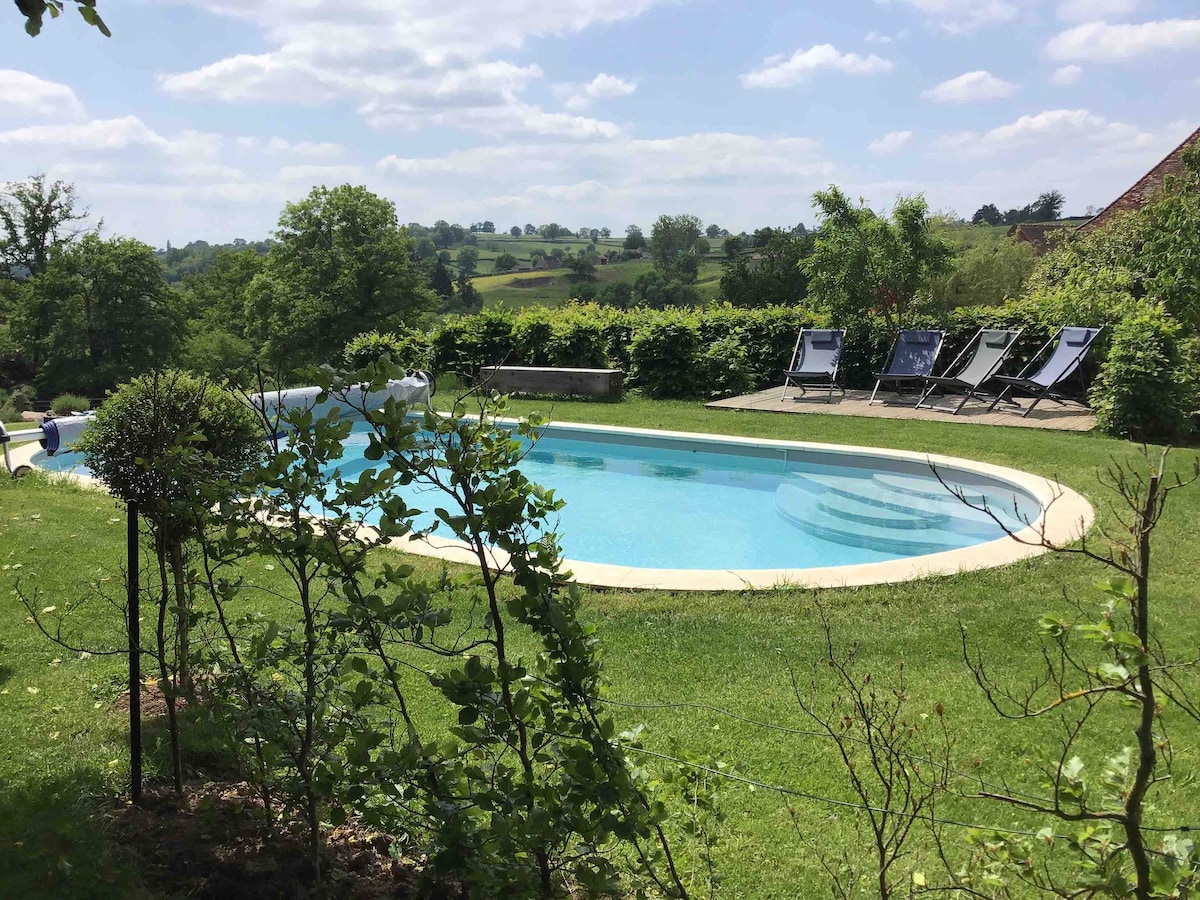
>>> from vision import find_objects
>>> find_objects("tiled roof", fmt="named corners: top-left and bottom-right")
top-left (1007, 221), bottom-right (1077, 254)
top-left (1079, 126), bottom-right (1200, 232)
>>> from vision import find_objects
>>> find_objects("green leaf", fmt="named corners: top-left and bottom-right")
top-left (458, 706), bottom-right (479, 726)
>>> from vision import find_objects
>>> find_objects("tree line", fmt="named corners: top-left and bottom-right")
top-left (2, 172), bottom-right (1046, 403)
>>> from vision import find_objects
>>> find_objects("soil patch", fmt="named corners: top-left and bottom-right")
top-left (106, 782), bottom-right (423, 899)
top-left (110, 682), bottom-right (185, 719)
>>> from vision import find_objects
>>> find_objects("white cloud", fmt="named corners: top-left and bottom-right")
top-left (553, 74), bottom-right (637, 112)
top-left (875, 0), bottom-right (1017, 34)
top-left (378, 133), bottom-right (828, 183)
top-left (1051, 65), bottom-right (1083, 86)
top-left (360, 101), bottom-right (622, 139)
top-left (160, 0), bottom-right (665, 135)
top-left (865, 31), bottom-right (892, 43)
top-left (742, 44), bottom-right (893, 88)
top-left (869, 130), bottom-right (914, 154)
top-left (0, 116), bottom-right (169, 151)
top-left (936, 108), bottom-right (1159, 159)
top-left (236, 136), bottom-right (344, 157)
top-left (1056, 0), bottom-right (1138, 23)
top-left (1047, 19), bottom-right (1200, 62)
top-left (922, 70), bottom-right (1017, 103)
top-left (277, 164), bottom-right (367, 182)
top-left (0, 70), bottom-right (86, 120)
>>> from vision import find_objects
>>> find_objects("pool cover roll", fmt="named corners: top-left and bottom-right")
top-left (248, 372), bottom-right (434, 435)
top-left (40, 414), bottom-right (95, 456)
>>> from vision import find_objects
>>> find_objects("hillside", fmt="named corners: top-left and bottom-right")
top-left (471, 256), bottom-right (726, 308)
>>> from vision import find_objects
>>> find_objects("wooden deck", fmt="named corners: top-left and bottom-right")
top-left (705, 387), bottom-right (1096, 432)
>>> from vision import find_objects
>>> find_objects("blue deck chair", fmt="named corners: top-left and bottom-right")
top-left (868, 329), bottom-right (945, 405)
top-left (915, 328), bottom-right (1022, 414)
top-left (781, 328), bottom-right (845, 403)
top-left (987, 326), bottom-right (1103, 417)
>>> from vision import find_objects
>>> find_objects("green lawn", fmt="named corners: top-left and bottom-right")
top-left (3, 400), bottom-right (1199, 897)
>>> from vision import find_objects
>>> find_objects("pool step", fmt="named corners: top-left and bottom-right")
top-left (786, 471), bottom-right (975, 518)
top-left (815, 491), bottom-right (950, 530)
top-left (775, 484), bottom-right (954, 556)
top-left (871, 472), bottom-right (989, 507)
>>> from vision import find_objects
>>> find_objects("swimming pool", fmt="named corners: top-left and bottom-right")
top-left (28, 418), bottom-right (1092, 590)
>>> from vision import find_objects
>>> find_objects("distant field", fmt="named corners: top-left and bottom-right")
top-left (445, 235), bottom-right (626, 275)
top-left (474, 258), bottom-right (725, 308)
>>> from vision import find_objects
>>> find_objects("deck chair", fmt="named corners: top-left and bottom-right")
top-left (915, 328), bottom-right (1022, 414)
top-left (781, 328), bottom-right (845, 403)
top-left (868, 329), bottom-right (945, 405)
top-left (987, 326), bottom-right (1103, 417)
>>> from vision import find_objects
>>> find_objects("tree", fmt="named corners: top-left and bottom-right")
top-left (0, 175), bottom-right (91, 278)
top-left (723, 235), bottom-right (744, 259)
top-left (751, 226), bottom-right (779, 249)
top-left (623, 225), bottom-right (647, 251)
top-left (706, 224), bottom-right (721, 239)
top-left (456, 246), bottom-right (479, 276)
top-left (953, 452), bottom-right (1200, 900)
top-left (175, 247), bottom-right (264, 375)
top-left (245, 184), bottom-right (432, 370)
top-left (600, 227), bottom-right (611, 239)
top-left (1031, 189), bottom-right (1066, 221)
top-left (649, 213), bottom-right (703, 282)
top-left (429, 258), bottom-right (454, 301)
top-left (14, 234), bottom-right (182, 394)
top-left (971, 203), bottom-right (1003, 226)
top-left (806, 187), bottom-right (955, 330)
top-left (478, 220), bottom-right (495, 234)
top-left (631, 270), bottom-right (701, 308)
top-left (524, 223), bottom-right (536, 235)
top-left (589, 228), bottom-right (600, 243)
top-left (719, 231), bottom-right (813, 308)
top-left (431, 219), bottom-right (456, 249)
top-left (73, 371), bottom-right (262, 790)
top-left (694, 237), bottom-right (711, 256)
top-left (414, 236), bottom-right (437, 260)
top-left (16, 0), bottom-right (109, 36)
top-left (931, 230), bottom-right (1036, 308)
top-left (493, 252), bottom-right (519, 273)
top-left (450, 273), bottom-right (482, 314)
top-left (538, 222), bottom-right (565, 241)
top-left (509, 225), bottom-right (522, 237)
top-left (565, 255), bottom-right (596, 280)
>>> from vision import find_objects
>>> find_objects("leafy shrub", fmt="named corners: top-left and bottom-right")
top-left (629, 313), bottom-right (702, 398)
top-left (701, 335), bottom-right (755, 399)
top-left (547, 315), bottom-right (608, 368)
top-left (76, 370), bottom-right (264, 520)
top-left (8, 386), bottom-right (33, 413)
top-left (180, 329), bottom-right (256, 381)
top-left (344, 329), bottom-right (431, 371)
top-left (429, 307), bottom-right (515, 376)
top-left (510, 310), bottom-right (554, 366)
top-left (50, 393), bottom-right (90, 416)
top-left (1090, 307), bottom-right (1197, 443)
top-left (0, 397), bottom-right (17, 424)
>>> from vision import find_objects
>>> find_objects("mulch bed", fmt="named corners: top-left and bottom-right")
top-left (105, 782), bottom-right (425, 899)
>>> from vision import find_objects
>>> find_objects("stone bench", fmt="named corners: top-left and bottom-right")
top-left (476, 366), bottom-right (624, 399)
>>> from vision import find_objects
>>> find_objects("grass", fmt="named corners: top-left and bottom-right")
top-left (3, 400), bottom-right (1200, 897)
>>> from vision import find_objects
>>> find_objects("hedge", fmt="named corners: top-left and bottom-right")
top-left (395, 296), bottom-right (1196, 441)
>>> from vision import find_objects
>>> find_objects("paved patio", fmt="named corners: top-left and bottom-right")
top-left (705, 387), bottom-right (1096, 432)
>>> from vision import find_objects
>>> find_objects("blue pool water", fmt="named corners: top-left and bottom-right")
top-left (36, 422), bottom-right (1040, 571)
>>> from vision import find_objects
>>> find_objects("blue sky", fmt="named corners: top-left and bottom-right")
top-left (1, 0), bottom-right (1196, 244)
